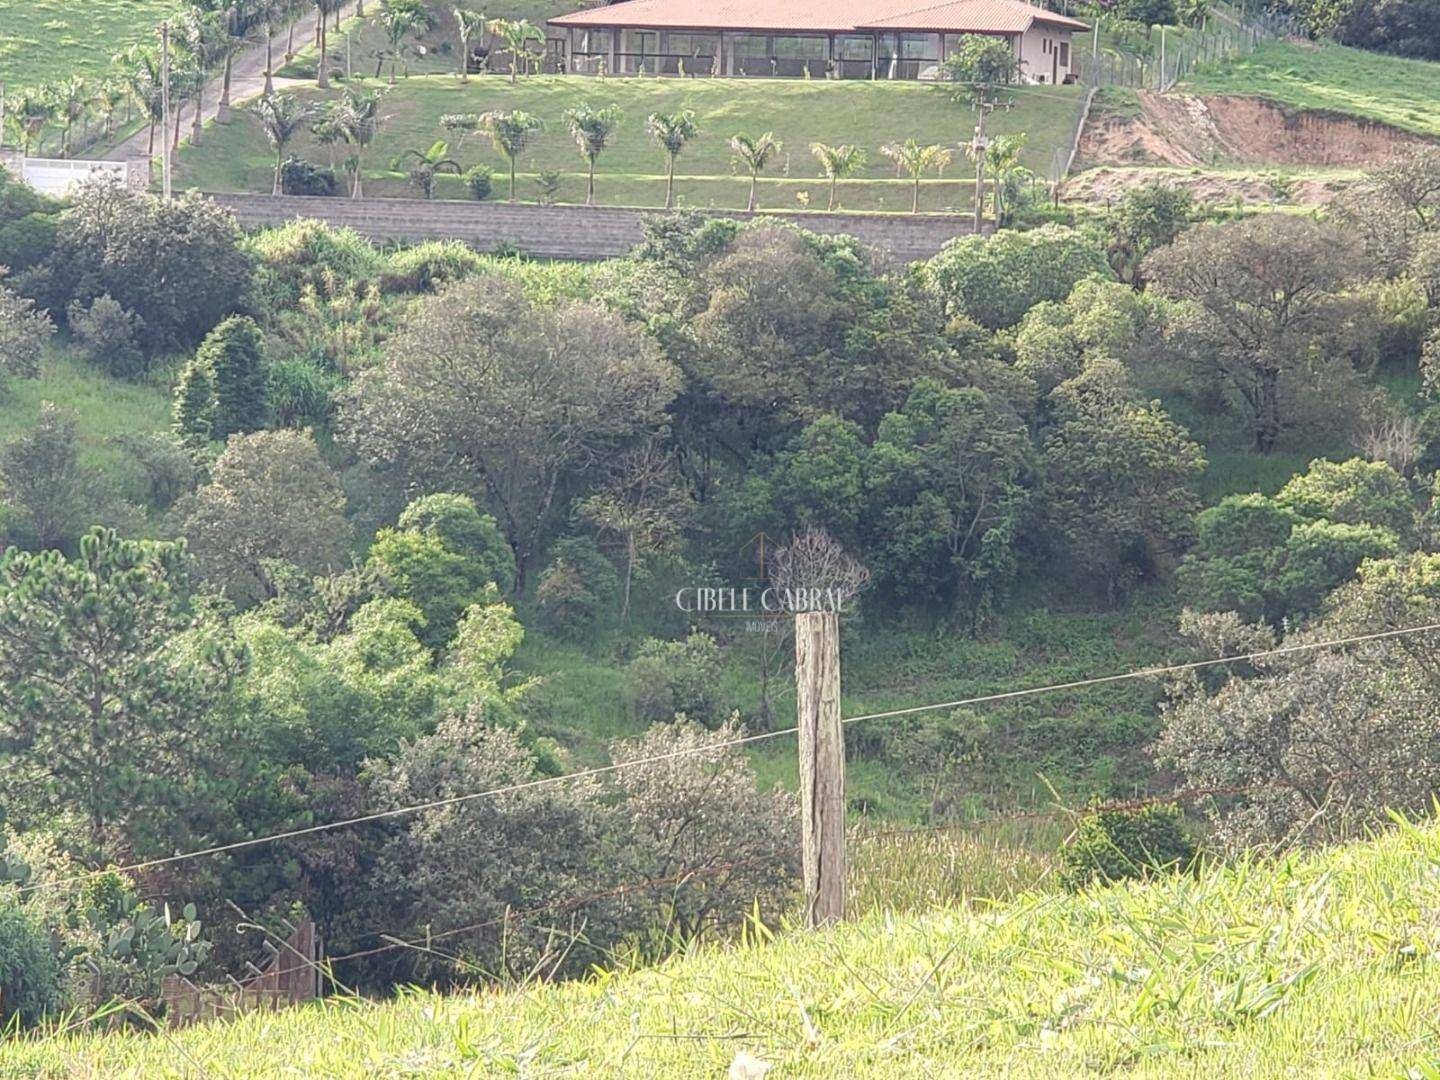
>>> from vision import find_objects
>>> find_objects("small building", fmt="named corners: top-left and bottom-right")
top-left (548, 0), bottom-right (1088, 83)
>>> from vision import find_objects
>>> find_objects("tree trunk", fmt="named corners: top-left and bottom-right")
top-left (265, 33), bottom-right (275, 95)
top-left (621, 534), bottom-right (636, 619)
top-left (217, 54), bottom-right (233, 123)
top-left (459, 33), bottom-right (469, 81)
top-left (191, 88), bottom-right (203, 145)
top-left (172, 102), bottom-right (183, 152)
top-left (1254, 367), bottom-right (1281, 453)
top-left (747, 170), bottom-right (757, 211)
top-left (147, 118), bottom-right (156, 156)
top-left (274, 150), bottom-right (284, 195)
top-left (509, 158), bottom-right (517, 201)
top-left (665, 156), bottom-right (676, 208)
top-left (586, 157), bottom-right (596, 205)
top-left (352, 157), bottom-right (364, 198)
top-left (287, 18), bottom-right (296, 60)
top-left (911, 175), bottom-right (919, 213)
top-left (828, 175), bottom-right (836, 211)
top-left (318, 19), bottom-right (330, 88)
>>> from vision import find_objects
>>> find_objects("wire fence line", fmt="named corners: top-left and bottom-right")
top-left (17, 618), bottom-right (1440, 899)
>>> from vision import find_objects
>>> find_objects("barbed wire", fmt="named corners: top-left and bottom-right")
top-left (16, 617), bottom-right (1440, 897)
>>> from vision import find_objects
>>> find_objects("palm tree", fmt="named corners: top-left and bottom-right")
top-left (810, 142), bottom-right (866, 211)
top-left (454, 6), bottom-right (486, 81)
top-left (983, 133), bottom-right (1026, 226)
top-left (728, 131), bottom-right (781, 212)
top-left (124, 53), bottom-right (166, 156)
top-left (177, 8), bottom-right (223, 146)
top-left (480, 109), bottom-right (543, 201)
top-left (212, 2), bottom-right (247, 124)
top-left (96, 80), bottom-right (128, 139)
top-left (252, 92), bottom-right (316, 194)
top-left (881, 139), bottom-right (952, 213)
top-left (393, 139), bottom-right (462, 198)
top-left (50, 77), bottom-right (89, 157)
top-left (646, 109), bottom-right (698, 209)
top-left (440, 112), bottom-right (482, 150)
top-left (10, 89), bottom-right (52, 156)
top-left (375, 0), bottom-right (435, 82)
top-left (336, 86), bottom-right (385, 198)
top-left (312, 102), bottom-right (347, 168)
top-left (487, 18), bottom-right (542, 83)
top-left (314, 0), bottom-right (345, 88)
top-left (563, 104), bottom-right (621, 206)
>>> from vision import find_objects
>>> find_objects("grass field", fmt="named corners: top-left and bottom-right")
top-left (8, 817), bottom-right (1440, 1076)
top-left (0, 0), bottom-right (176, 87)
top-left (0, 348), bottom-right (172, 476)
top-left (174, 75), bottom-right (1083, 212)
top-left (1185, 41), bottom-right (1440, 138)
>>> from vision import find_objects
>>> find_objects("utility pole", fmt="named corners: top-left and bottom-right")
top-left (795, 609), bottom-right (844, 928)
top-left (160, 22), bottom-right (173, 203)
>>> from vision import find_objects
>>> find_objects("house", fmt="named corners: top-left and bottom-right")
top-left (547, 0), bottom-right (1088, 83)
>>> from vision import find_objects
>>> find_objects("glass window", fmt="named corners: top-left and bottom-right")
top-left (836, 35), bottom-right (873, 60)
top-left (899, 33), bottom-right (938, 59)
top-left (772, 35), bottom-right (828, 59)
top-left (666, 33), bottom-right (717, 55)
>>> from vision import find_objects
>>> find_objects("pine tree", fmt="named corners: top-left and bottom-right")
top-left (198, 316), bottom-right (268, 439)
top-left (173, 356), bottom-right (216, 447)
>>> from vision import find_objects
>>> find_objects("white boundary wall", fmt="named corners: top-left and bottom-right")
top-left (0, 150), bottom-right (149, 196)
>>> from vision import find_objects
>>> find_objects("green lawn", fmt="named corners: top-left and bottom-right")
top-left (1184, 41), bottom-right (1440, 138)
top-left (0, 0), bottom-right (177, 87)
top-left (10, 818), bottom-right (1440, 1076)
top-left (174, 75), bottom-right (1084, 212)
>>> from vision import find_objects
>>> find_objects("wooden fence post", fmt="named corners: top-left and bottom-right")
top-left (795, 610), bottom-right (844, 927)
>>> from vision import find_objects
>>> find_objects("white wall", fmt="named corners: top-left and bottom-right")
top-left (1017, 23), bottom-right (1074, 84)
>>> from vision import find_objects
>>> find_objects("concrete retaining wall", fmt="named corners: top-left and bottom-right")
top-left (205, 193), bottom-right (977, 263)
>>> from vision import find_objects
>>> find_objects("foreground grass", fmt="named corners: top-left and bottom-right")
top-left (11, 819), bottom-right (1440, 1076)
top-left (1185, 41), bottom-right (1440, 138)
top-left (174, 74), bottom-right (1082, 212)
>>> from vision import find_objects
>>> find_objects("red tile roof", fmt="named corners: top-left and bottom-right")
top-left (550, 0), bottom-right (1088, 34)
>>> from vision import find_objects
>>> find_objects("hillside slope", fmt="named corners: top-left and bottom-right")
top-left (9, 820), bottom-right (1440, 1077)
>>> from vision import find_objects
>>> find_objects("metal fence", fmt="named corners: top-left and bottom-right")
top-left (1075, 4), bottom-right (1300, 91)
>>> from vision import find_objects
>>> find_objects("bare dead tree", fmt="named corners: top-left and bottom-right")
top-left (1359, 412), bottom-right (1423, 476)
top-left (767, 526), bottom-right (873, 610)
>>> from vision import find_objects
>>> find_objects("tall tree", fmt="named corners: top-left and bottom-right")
top-left (646, 109), bottom-right (698, 209)
top-left (0, 530), bottom-right (244, 858)
top-left (728, 131), bottom-right (781, 212)
top-left (183, 429), bottom-right (353, 604)
top-left (392, 140), bottom-right (462, 198)
top-left (51, 76), bottom-right (90, 158)
top-left (1145, 215), bottom-right (1367, 453)
top-left (487, 18), bottom-right (542, 82)
top-left (336, 86), bottom-right (385, 199)
top-left (881, 139), bottom-right (951, 214)
top-left (480, 110), bottom-right (543, 201)
top-left (0, 273), bottom-right (53, 386)
top-left (374, 0), bottom-right (434, 82)
top-left (453, 6), bottom-right (486, 81)
top-left (194, 315), bottom-right (269, 439)
top-left (810, 142), bottom-right (866, 212)
top-left (563, 104), bottom-right (622, 206)
top-left (251, 92), bottom-right (316, 194)
top-left (340, 276), bottom-right (679, 586)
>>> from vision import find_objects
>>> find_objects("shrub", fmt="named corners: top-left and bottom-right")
top-left (267, 357), bottom-right (340, 428)
top-left (279, 157), bottom-right (338, 196)
top-left (464, 164), bottom-right (494, 201)
top-left (242, 219), bottom-right (387, 308)
top-left (626, 632), bottom-right (723, 724)
top-left (923, 224), bottom-right (1110, 329)
top-left (67, 294), bottom-right (147, 379)
top-left (384, 241), bottom-right (483, 294)
top-left (1059, 803), bottom-right (1196, 888)
top-left (368, 493), bottom-right (517, 649)
top-left (0, 895), bottom-right (64, 1028)
top-left (112, 433), bottom-right (196, 511)
top-left (0, 211), bottom-right (59, 271)
top-left (536, 535), bottom-right (618, 637)
top-left (43, 184), bottom-right (251, 353)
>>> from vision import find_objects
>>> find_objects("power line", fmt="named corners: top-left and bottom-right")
top-left (17, 618), bottom-right (1440, 895)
